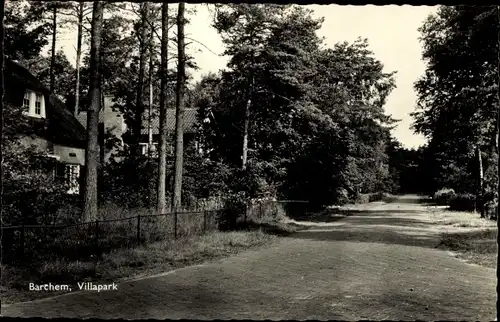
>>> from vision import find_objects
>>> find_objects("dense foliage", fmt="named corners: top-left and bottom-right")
top-left (4, 2), bottom-right (410, 225)
top-left (412, 5), bottom-right (498, 216)
top-left (3, 104), bottom-right (77, 226)
top-left (196, 5), bottom-right (399, 207)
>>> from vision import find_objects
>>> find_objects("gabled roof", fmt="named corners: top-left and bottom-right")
top-left (4, 59), bottom-right (87, 149)
top-left (141, 108), bottom-right (198, 135)
top-left (75, 96), bottom-right (113, 127)
top-left (75, 97), bottom-right (198, 136)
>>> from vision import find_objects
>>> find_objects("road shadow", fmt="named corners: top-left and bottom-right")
top-left (393, 195), bottom-right (432, 204)
top-left (293, 208), bottom-right (428, 224)
top-left (290, 226), bottom-right (441, 249)
top-left (287, 200), bottom-right (445, 249)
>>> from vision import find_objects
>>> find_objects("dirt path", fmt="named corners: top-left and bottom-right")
top-left (1, 195), bottom-right (496, 320)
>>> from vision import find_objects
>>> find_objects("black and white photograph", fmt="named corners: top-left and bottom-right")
top-left (0, 1), bottom-right (499, 320)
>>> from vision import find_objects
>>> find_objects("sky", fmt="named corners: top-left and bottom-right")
top-left (55, 4), bottom-right (437, 149)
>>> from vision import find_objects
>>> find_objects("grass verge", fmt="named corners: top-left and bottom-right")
top-left (429, 207), bottom-right (496, 228)
top-left (436, 229), bottom-right (498, 268)
top-left (1, 227), bottom-right (292, 305)
top-left (429, 207), bottom-right (497, 268)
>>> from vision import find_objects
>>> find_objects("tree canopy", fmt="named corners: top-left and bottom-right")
top-left (412, 6), bottom-right (498, 202)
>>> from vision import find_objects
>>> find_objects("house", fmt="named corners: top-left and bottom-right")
top-left (75, 98), bottom-right (201, 161)
top-left (75, 95), bottom-right (126, 163)
top-left (136, 107), bottom-right (200, 157)
top-left (4, 59), bottom-right (87, 194)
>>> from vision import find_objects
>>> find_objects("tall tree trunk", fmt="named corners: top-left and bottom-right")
top-left (99, 62), bottom-right (105, 164)
top-left (477, 145), bottom-right (485, 218)
top-left (0, 0), bottom-right (5, 224)
top-left (496, 6), bottom-right (500, 322)
top-left (146, 17), bottom-right (154, 208)
top-left (156, 2), bottom-right (168, 213)
top-left (172, 2), bottom-right (185, 212)
top-left (148, 21), bottom-right (154, 159)
top-left (74, 2), bottom-right (83, 116)
top-left (134, 2), bottom-right (149, 157)
top-left (242, 76), bottom-right (254, 170)
top-left (242, 97), bottom-right (251, 170)
top-left (82, 1), bottom-right (104, 222)
top-left (49, 6), bottom-right (57, 93)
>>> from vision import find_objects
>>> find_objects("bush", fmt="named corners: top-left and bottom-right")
top-left (355, 194), bottom-right (370, 204)
top-left (369, 192), bottom-right (387, 202)
top-left (219, 192), bottom-right (247, 231)
top-left (449, 193), bottom-right (476, 212)
top-left (433, 188), bottom-right (456, 206)
top-left (354, 192), bottom-right (391, 204)
top-left (99, 156), bottom-right (158, 209)
top-left (3, 142), bottom-right (77, 226)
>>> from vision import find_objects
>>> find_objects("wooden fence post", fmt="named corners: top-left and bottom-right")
top-left (137, 215), bottom-right (141, 246)
top-left (174, 211), bottom-right (178, 239)
top-left (203, 210), bottom-right (207, 233)
top-left (20, 223), bottom-right (25, 263)
top-left (94, 220), bottom-right (99, 260)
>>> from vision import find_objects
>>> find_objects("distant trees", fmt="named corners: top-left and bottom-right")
top-left (386, 139), bottom-right (427, 194)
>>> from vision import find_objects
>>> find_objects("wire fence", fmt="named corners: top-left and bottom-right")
top-left (1, 209), bottom-right (222, 267)
top-left (1, 200), bottom-right (309, 268)
top-left (246, 199), bottom-right (310, 222)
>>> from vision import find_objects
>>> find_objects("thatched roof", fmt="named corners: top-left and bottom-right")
top-left (4, 59), bottom-right (87, 149)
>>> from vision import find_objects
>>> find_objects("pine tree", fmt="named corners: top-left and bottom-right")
top-left (82, 1), bottom-right (104, 222)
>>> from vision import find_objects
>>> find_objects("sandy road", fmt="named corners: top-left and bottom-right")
top-left (1, 195), bottom-right (496, 320)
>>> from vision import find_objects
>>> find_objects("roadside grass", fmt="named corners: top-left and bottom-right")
top-left (437, 229), bottom-right (497, 268)
top-left (1, 207), bottom-right (304, 305)
top-left (423, 206), bottom-right (498, 268)
top-left (428, 207), bottom-right (496, 228)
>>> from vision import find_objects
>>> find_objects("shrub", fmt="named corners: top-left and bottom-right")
top-left (433, 188), bottom-right (456, 206)
top-left (355, 194), bottom-right (370, 204)
top-left (449, 193), bottom-right (476, 212)
top-left (99, 155), bottom-right (158, 209)
top-left (219, 192), bottom-right (247, 231)
top-left (354, 192), bottom-right (391, 204)
top-left (369, 192), bottom-right (385, 202)
top-left (3, 142), bottom-right (77, 226)
top-left (484, 200), bottom-right (497, 219)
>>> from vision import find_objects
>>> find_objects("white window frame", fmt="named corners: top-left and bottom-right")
top-left (35, 93), bottom-right (43, 115)
top-left (23, 90), bottom-right (46, 119)
top-left (23, 92), bottom-right (31, 111)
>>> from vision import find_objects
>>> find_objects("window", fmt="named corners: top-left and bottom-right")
top-left (35, 94), bottom-right (42, 115)
top-left (23, 92), bottom-right (30, 110)
top-left (54, 163), bottom-right (80, 195)
top-left (139, 143), bottom-right (159, 157)
top-left (139, 143), bottom-right (148, 155)
top-left (65, 164), bottom-right (80, 195)
top-left (23, 91), bottom-right (45, 118)
top-left (151, 143), bottom-right (158, 158)
top-left (54, 162), bottom-right (66, 182)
